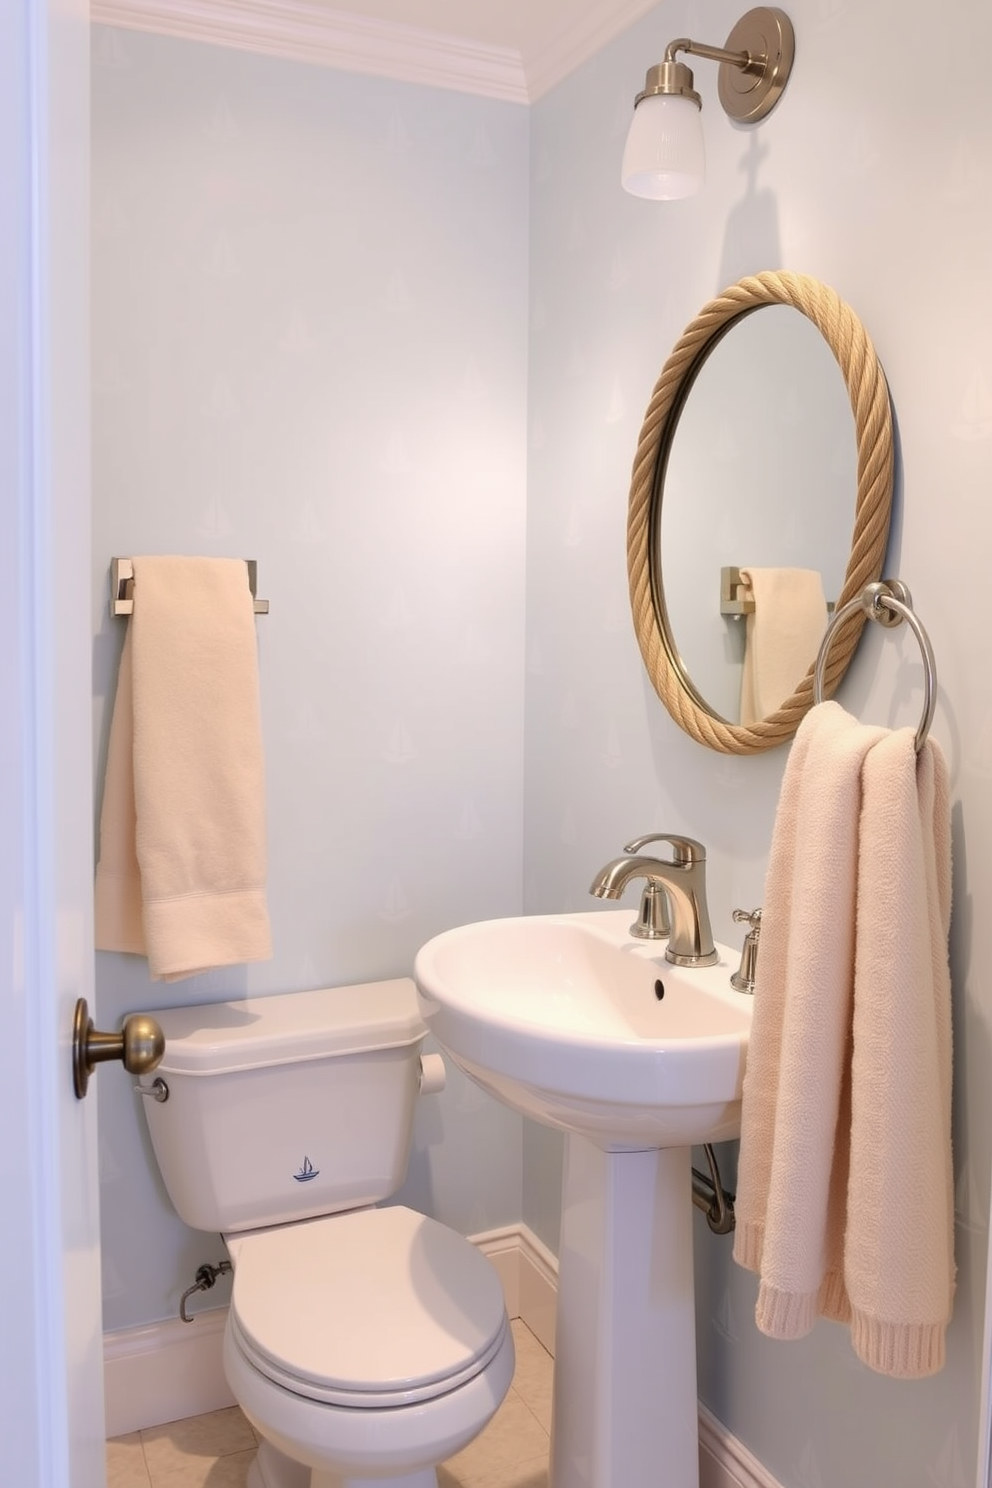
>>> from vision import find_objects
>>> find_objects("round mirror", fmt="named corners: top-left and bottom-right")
top-left (628, 271), bottom-right (894, 754)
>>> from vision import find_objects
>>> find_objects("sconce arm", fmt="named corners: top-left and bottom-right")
top-left (664, 37), bottom-right (756, 75)
top-left (657, 10), bottom-right (795, 125)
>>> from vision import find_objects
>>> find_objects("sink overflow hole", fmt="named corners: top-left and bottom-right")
top-left (654, 979), bottom-right (665, 1001)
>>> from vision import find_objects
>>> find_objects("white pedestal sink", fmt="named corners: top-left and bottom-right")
top-left (414, 910), bottom-right (752, 1488)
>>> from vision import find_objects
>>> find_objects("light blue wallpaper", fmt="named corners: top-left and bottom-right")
top-left (525, 1), bottom-right (992, 1485)
top-left (91, 29), bottom-right (530, 1331)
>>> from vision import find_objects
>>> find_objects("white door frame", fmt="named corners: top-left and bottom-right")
top-left (1, 0), bottom-right (104, 1481)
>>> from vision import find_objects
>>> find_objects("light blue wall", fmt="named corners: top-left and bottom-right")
top-left (92, 2), bottom-right (992, 1483)
top-left (91, 28), bottom-right (529, 1331)
top-left (525, 1), bottom-right (992, 1485)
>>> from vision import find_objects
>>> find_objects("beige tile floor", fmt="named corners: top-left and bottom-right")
top-left (107, 1319), bottom-right (552, 1488)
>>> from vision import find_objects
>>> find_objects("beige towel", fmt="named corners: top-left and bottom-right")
top-left (846, 728), bottom-right (954, 1375)
top-left (95, 557), bottom-right (272, 981)
top-left (734, 702), bottom-right (954, 1377)
top-left (734, 703), bottom-right (886, 1331)
top-left (739, 567), bottom-right (828, 723)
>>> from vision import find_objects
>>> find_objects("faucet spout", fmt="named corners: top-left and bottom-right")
top-left (590, 835), bottom-right (719, 968)
top-left (590, 855), bottom-right (667, 899)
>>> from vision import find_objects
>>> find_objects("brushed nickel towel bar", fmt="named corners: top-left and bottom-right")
top-left (109, 557), bottom-right (269, 618)
top-left (720, 565), bottom-right (835, 619)
top-left (813, 579), bottom-right (937, 753)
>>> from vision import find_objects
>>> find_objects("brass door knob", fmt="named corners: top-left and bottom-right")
top-left (72, 997), bottom-right (165, 1099)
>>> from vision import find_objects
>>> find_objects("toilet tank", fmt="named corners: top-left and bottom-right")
top-left (137, 980), bottom-right (427, 1235)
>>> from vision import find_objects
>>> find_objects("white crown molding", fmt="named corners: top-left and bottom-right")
top-left (90, 0), bottom-right (530, 103)
top-left (90, 0), bottom-right (658, 103)
top-left (524, 0), bottom-right (660, 101)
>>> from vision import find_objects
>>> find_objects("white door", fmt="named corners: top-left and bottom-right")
top-left (1, 0), bottom-right (105, 1482)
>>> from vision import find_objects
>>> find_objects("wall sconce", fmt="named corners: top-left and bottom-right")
top-left (621, 6), bottom-right (794, 200)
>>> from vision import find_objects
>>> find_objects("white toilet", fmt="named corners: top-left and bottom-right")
top-left (138, 978), bottom-right (514, 1488)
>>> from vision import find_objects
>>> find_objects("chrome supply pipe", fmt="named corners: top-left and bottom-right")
top-left (692, 1144), bottom-right (735, 1235)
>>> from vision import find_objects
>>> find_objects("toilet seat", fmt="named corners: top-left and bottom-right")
top-left (228, 1206), bottom-right (508, 1410)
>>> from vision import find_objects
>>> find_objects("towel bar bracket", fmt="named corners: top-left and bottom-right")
top-left (110, 557), bottom-right (269, 617)
top-left (720, 565), bottom-right (754, 618)
top-left (861, 578), bottom-right (909, 627)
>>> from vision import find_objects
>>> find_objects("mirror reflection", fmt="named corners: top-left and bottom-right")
top-left (659, 306), bottom-right (856, 724)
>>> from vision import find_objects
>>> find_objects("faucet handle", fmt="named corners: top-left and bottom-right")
top-left (731, 908), bottom-right (762, 994)
top-left (623, 833), bottom-right (706, 864)
top-left (732, 907), bottom-right (762, 931)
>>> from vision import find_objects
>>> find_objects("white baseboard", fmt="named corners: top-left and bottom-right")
top-left (698, 1404), bottom-right (783, 1488)
top-left (104, 1307), bottom-right (236, 1437)
top-left (104, 1223), bottom-right (782, 1488)
top-left (473, 1221), bottom-right (558, 1355)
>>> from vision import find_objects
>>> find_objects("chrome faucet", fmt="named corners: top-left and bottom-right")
top-left (589, 834), bottom-right (719, 968)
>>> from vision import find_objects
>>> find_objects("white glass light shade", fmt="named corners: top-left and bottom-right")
top-left (621, 93), bottom-right (705, 200)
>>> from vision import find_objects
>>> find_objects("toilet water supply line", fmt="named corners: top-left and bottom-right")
top-left (180, 1260), bottom-right (232, 1322)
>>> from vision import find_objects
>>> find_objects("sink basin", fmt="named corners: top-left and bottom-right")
top-left (414, 908), bottom-right (751, 1147)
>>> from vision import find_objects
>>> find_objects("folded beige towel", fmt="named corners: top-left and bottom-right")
top-left (739, 567), bottom-right (828, 723)
top-left (734, 701), bottom-right (954, 1378)
top-left (95, 557), bottom-right (272, 981)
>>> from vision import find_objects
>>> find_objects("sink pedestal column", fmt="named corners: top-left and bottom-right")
top-left (550, 1135), bottom-right (699, 1488)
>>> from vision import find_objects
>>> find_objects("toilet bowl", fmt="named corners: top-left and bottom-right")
top-left (138, 980), bottom-right (514, 1488)
top-left (224, 1207), bottom-right (514, 1488)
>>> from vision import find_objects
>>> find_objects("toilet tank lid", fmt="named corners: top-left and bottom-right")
top-left (143, 979), bottom-right (427, 1076)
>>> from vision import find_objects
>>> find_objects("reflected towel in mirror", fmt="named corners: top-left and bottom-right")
top-left (739, 567), bottom-right (828, 722)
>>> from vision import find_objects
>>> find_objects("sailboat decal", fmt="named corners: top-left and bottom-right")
top-left (294, 1156), bottom-right (319, 1183)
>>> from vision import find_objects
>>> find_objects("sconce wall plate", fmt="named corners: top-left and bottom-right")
top-left (717, 8), bottom-right (794, 123)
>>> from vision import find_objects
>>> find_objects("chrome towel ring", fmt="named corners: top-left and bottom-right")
top-left (813, 580), bottom-right (937, 753)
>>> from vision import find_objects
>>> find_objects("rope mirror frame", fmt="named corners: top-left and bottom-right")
top-left (627, 270), bottom-right (894, 755)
